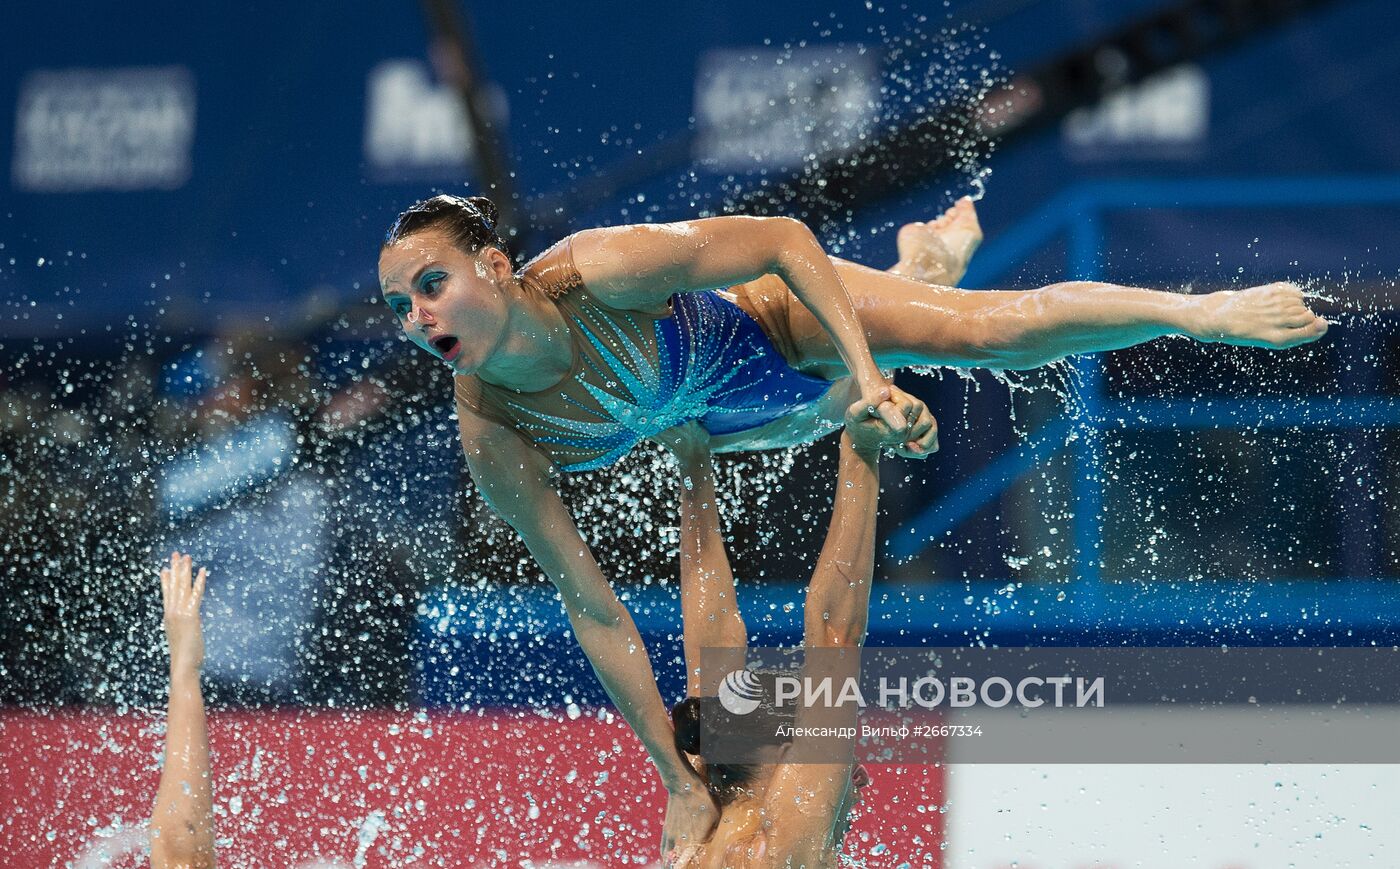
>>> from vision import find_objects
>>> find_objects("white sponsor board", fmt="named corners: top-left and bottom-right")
top-left (945, 706), bottom-right (1400, 868)
top-left (363, 60), bottom-right (474, 172)
top-left (694, 46), bottom-right (877, 170)
top-left (12, 66), bottom-right (196, 192)
top-left (1062, 64), bottom-right (1209, 156)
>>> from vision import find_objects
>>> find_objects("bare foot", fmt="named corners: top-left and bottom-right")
top-left (892, 196), bottom-right (984, 286)
top-left (1194, 282), bottom-right (1329, 349)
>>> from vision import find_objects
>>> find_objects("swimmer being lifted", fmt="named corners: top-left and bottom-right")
top-left (377, 194), bottom-right (1328, 852)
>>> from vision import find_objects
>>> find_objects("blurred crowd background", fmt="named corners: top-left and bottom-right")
top-left (2, 0), bottom-right (1398, 713)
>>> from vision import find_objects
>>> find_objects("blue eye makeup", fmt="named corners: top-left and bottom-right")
top-left (383, 267), bottom-right (445, 318)
top-left (420, 271), bottom-right (446, 294)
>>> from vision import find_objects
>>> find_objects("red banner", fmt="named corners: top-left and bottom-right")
top-left (1, 709), bottom-right (944, 867)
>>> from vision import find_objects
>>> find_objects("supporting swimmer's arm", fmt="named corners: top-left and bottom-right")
top-left (803, 425), bottom-right (884, 651)
top-left (757, 403), bottom-right (900, 866)
top-left (150, 553), bottom-right (216, 869)
top-left (656, 424), bottom-right (748, 697)
top-left (570, 217), bottom-right (909, 433)
top-left (458, 415), bottom-right (718, 855)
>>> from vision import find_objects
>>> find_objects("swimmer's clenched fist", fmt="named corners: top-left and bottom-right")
top-left (854, 385), bottom-right (937, 458)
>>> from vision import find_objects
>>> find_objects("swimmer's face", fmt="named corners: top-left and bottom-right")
top-left (379, 228), bottom-right (513, 375)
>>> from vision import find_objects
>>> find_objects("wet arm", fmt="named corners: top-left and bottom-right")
top-left (151, 557), bottom-right (215, 869)
top-left (803, 431), bottom-right (880, 650)
top-left (572, 218), bottom-right (901, 425)
top-left (151, 669), bottom-right (215, 869)
top-left (460, 423), bottom-right (697, 792)
top-left (758, 430), bottom-right (883, 863)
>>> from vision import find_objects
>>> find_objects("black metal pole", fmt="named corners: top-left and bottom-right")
top-left (418, 0), bottom-right (525, 243)
top-left (734, 0), bottom-right (1342, 222)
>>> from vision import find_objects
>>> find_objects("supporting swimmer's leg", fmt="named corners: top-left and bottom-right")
top-left (794, 261), bottom-right (1328, 373)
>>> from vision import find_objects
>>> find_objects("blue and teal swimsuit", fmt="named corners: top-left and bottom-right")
top-left (454, 239), bottom-right (834, 472)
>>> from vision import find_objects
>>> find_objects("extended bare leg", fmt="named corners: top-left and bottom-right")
top-left (798, 261), bottom-right (1328, 373)
top-left (830, 196), bottom-right (1329, 372)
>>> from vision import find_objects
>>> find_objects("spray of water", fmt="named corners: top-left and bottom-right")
top-left (3, 8), bottom-right (1395, 867)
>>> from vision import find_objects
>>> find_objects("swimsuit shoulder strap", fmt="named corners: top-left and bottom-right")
top-left (515, 234), bottom-right (660, 370)
top-left (519, 233), bottom-right (669, 321)
top-left (518, 234), bottom-right (586, 300)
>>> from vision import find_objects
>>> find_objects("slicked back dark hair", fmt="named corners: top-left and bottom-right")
top-left (383, 194), bottom-right (511, 263)
top-left (671, 696), bottom-right (770, 805)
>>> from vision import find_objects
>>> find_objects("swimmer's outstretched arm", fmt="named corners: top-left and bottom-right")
top-left (802, 403), bottom-right (892, 650)
top-left (457, 412), bottom-right (718, 857)
top-left (570, 216), bottom-right (910, 434)
top-left (657, 424), bottom-right (748, 697)
top-left (150, 552), bottom-right (216, 869)
top-left (758, 399), bottom-right (901, 864)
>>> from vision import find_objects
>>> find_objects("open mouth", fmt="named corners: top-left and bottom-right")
top-left (431, 335), bottom-right (462, 363)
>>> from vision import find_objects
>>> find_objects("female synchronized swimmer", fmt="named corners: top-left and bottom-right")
top-left (660, 402), bottom-right (895, 868)
top-left (376, 194), bottom-right (1328, 851)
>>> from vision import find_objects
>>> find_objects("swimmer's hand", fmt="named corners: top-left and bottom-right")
top-left (858, 381), bottom-right (911, 435)
top-left (852, 386), bottom-right (938, 459)
top-left (161, 552), bottom-right (208, 679)
top-left (661, 777), bottom-right (720, 859)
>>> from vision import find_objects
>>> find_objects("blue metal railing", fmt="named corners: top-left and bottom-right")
top-left (887, 176), bottom-right (1400, 591)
